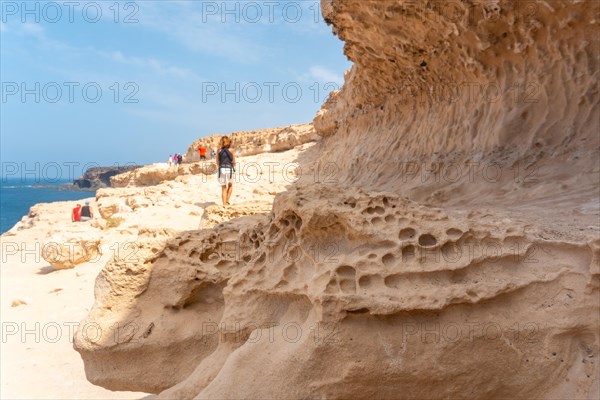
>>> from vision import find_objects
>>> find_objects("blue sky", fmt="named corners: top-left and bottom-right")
top-left (0, 1), bottom-right (350, 179)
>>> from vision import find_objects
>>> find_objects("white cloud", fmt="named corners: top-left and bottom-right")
top-left (97, 50), bottom-right (203, 80)
top-left (308, 65), bottom-right (343, 85)
top-left (6, 22), bottom-right (74, 52)
top-left (135, 2), bottom-right (266, 63)
top-left (20, 22), bottom-right (44, 37)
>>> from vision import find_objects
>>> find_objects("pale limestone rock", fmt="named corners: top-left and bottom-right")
top-left (97, 197), bottom-right (131, 219)
top-left (89, 218), bottom-right (107, 230)
top-left (41, 234), bottom-right (101, 269)
top-left (126, 196), bottom-right (153, 210)
top-left (200, 201), bottom-right (273, 229)
top-left (10, 299), bottom-right (28, 307)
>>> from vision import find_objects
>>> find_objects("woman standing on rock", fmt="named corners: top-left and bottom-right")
top-left (216, 136), bottom-right (236, 206)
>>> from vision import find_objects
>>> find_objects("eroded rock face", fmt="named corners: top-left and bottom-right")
top-left (74, 216), bottom-right (267, 393)
top-left (75, 1), bottom-right (599, 399)
top-left (75, 185), bottom-right (599, 398)
top-left (314, 0), bottom-right (599, 187)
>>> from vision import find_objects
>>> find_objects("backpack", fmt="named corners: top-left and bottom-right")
top-left (218, 148), bottom-right (235, 178)
top-left (220, 148), bottom-right (234, 165)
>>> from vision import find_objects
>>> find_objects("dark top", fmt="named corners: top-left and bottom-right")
top-left (80, 205), bottom-right (91, 218)
top-left (218, 148), bottom-right (234, 168)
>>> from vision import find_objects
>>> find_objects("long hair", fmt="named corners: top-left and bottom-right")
top-left (220, 136), bottom-right (231, 149)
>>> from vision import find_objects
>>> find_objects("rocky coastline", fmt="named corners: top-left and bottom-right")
top-left (72, 165), bottom-right (142, 189)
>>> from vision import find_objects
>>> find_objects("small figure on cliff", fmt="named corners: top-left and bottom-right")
top-left (210, 148), bottom-right (216, 159)
top-left (168, 155), bottom-right (173, 168)
top-left (178, 154), bottom-right (183, 165)
top-left (80, 201), bottom-right (94, 221)
top-left (71, 204), bottom-right (81, 222)
top-left (216, 136), bottom-right (236, 206)
top-left (198, 145), bottom-right (207, 160)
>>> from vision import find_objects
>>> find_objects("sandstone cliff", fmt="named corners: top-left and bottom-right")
top-left (74, 1), bottom-right (599, 399)
top-left (185, 123), bottom-right (318, 161)
top-left (110, 124), bottom-right (317, 187)
top-left (110, 162), bottom-right (211, 188)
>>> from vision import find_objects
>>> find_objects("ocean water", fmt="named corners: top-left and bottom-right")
top-left (0, 178), bottom-right (94, 234)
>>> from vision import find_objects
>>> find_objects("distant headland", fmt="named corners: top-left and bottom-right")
top-left (72, 165), bottom-right (142, 189)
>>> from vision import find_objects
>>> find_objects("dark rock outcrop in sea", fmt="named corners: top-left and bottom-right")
top-left (73, 166), bottom-right (141, 189)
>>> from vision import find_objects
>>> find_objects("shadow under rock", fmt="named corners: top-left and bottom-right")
top-left (37, 266), bottom-right (57, 275)
top-left (195, 201), bottom-right (217, 208)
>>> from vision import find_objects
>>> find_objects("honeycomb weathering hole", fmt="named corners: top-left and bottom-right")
top-left (336, 265), bottom-right (356, 277)
top-left (343, 199), bottom-right (357, 208)
top-left (384, 274), bottom-right (401, 289)
top-left (418, 234), bottom-right (437, 247)
top-left (399, 228), bottom-right (416, 240)
top-left (358, 275), bottom-right (372, 288)
top-left (446, 228), bottom-right (463, 238)
top-left (339, 279), bottom-right (356, 293)
top-left (268, 224), bottom-right (280, 236)
top-left (382, 253), bottom-right (395, 267)
top-left (365, 206), bottom-right (385, 215)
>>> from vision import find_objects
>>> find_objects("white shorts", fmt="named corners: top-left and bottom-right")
top-left (218, 167), bottom-right (234, 186)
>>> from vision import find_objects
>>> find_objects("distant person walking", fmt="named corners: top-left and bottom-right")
top-left (71, 204), bottom-right (81, 222)
top-left (210, 148), bottom-right (216, 159)
top-left (178, 154), bottom-right (183, 165)
top-left (198, 145), bottom-right (207, 160)
top-left (216, 136), bottom-right (235, 206)
top-left (80, 200), bottom-right (94, 221)
top-left (168, 155), bottom-right (173, 168)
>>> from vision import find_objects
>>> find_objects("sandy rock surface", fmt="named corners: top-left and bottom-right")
top-left (41, 233), bottom-right (102, 269)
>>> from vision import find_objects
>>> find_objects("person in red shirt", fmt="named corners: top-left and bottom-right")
top-left (72, 204), bottom-right (81, 222)
top-left (198, 145), bottom-right (207, 160)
